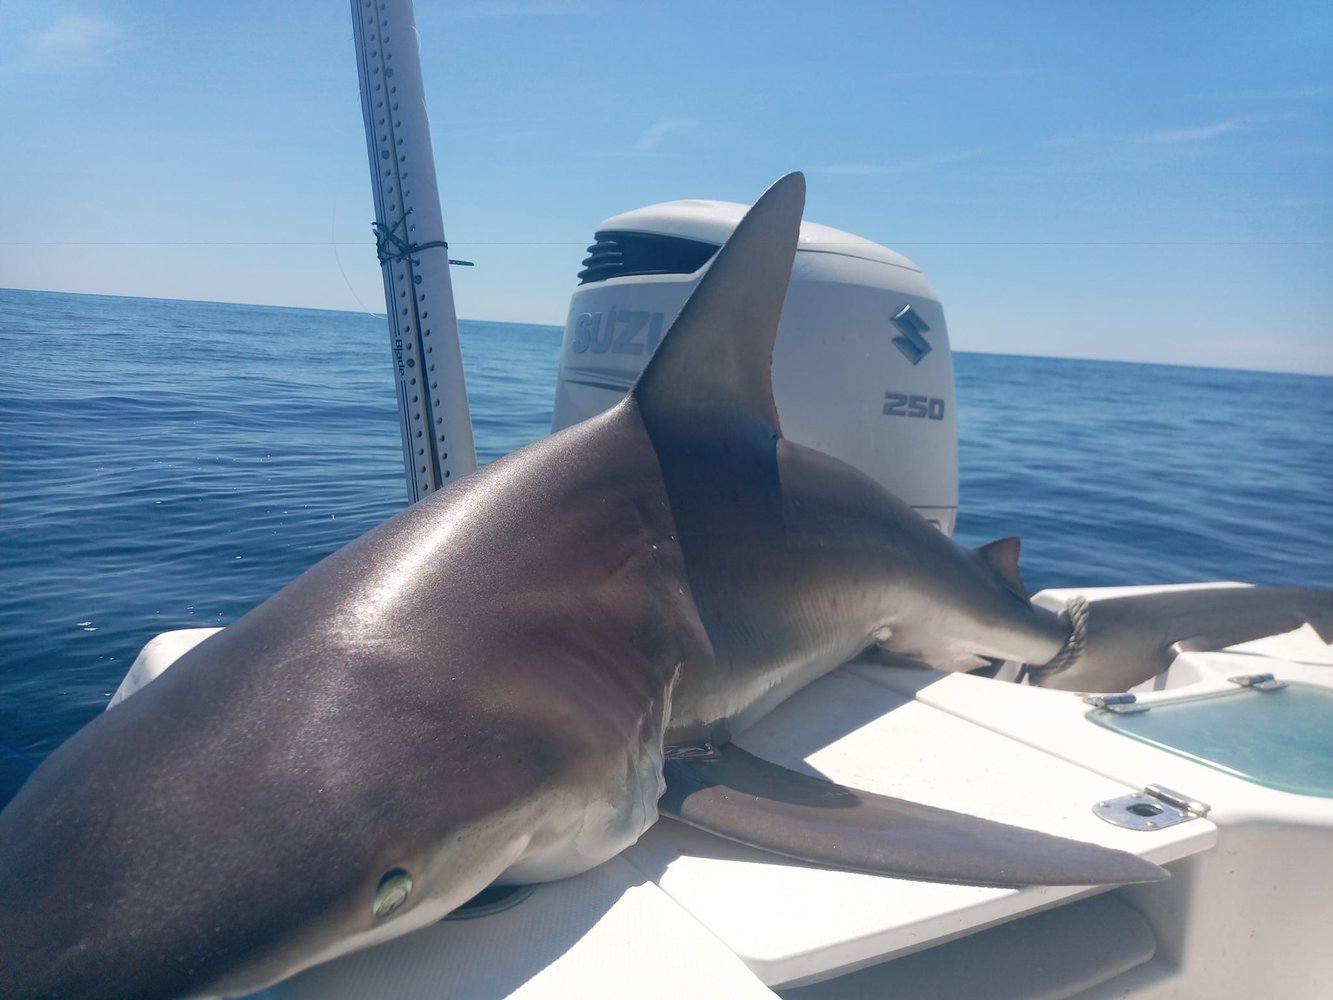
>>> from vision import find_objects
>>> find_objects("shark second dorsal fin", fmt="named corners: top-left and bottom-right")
top-left (976, 537), bottom-right (1029, 599)
top-left (630, 172), bottom-right (805, 435)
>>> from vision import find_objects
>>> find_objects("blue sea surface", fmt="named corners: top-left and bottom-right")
top-left (1, 286), bottom-right (1330, 804)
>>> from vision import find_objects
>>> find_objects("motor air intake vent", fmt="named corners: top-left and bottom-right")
top-left (577, 230), bottom-right (719, 285)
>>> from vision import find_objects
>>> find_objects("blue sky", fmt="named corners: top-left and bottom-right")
top-left (1, 1), bottom-right (1330, 373)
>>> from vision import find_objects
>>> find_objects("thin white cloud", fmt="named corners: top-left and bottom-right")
top-left (879, 67), bottom-right (1035, 82)
top-left (1131, 113), bottom-right (1295, 145)
top-left (815, 148), bottom-right (986, 175)
top-left (30, 14), bottom-right (123, 54)
top-left (1189, 85), bottom-right (1333, 102)
top-left (1130, 119), bottom-right (1248, 145)
top-left (815, 163), bottom-right (891, 176)
top-left (635, 119), bottom-right (699, 153)
top-left (945, 67), bottom-right (1035, 80)
top-left (3, 14), bottom-right (124, 72)
top-left (454, 1), bottom-right (581, 16)
top-left (1048, 114), bottom-right (1292, 149)
top-left (1044, 130), bottom-right (1109, 148)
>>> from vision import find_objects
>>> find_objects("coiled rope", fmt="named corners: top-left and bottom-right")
top-left (1027, 595), bottom-right (1090, 684)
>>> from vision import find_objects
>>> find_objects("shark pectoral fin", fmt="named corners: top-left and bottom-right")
top-left (660, 744), bottom-right (1166, 887)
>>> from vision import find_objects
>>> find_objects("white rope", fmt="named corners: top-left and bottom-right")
top-left (1029, 595), bottom-right (1090, 682)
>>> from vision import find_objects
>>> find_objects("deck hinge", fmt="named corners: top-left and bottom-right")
top-left (1093, 784), bottom-right (1211, 831)
top-left (1082, 692), bottom-right (1148, 714)
top-left (1227, 672), bottom-right (1286, 691)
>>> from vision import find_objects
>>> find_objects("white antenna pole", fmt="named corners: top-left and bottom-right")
top-left (350, 0), bottom-right (477, 502)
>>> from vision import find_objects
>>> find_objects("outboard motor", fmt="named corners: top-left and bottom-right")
top-left (552, 199), bottom-right (958, 534)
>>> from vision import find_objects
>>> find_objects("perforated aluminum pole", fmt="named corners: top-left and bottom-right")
top-left (351, 0), bottom-right (476, 502)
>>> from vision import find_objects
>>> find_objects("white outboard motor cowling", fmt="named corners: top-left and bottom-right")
top-left (552, 199), bottom-right (958, 534)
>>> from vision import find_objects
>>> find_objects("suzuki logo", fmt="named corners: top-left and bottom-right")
top-left (890, 304), bottom-right (932, 365)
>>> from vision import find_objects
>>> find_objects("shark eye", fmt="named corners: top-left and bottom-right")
top-left (372, 868), bottom-right (413, 918)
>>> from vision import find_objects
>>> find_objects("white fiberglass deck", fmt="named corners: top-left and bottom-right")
top-left (115, 587), bottom-right (1331, 1000)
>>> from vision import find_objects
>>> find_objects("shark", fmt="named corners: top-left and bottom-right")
top-left (6, 172), bottom-right (1328, 998)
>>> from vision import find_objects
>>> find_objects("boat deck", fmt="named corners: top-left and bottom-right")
top-left (133, 586), bottom-right (1329, 999)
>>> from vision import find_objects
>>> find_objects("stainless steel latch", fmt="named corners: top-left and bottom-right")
top-left (1227, 672), bottom-right (1287, 691)
top-left (1082, 692), bottom-right (1148, 714)
top-left (1093, 784), bottom-right (1211, 831)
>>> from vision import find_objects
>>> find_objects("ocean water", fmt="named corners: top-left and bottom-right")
top-left (1, 286), bottom-right (1329, 805)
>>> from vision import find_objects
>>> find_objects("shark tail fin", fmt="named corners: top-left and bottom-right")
top-left (630, 172), bottom-right (805, 435)
top-left (662, 743), bottom-right (1167, 887)
top-left (1034, 586), bottom-right (1333, 692)
top-left (1168, 587), bottom-right (1333, 653)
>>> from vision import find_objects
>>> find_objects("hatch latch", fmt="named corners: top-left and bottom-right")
top-left (1093, 784), bottom-right (1211, 831)
top-left (1227, 672), bottom-right (1287, 691)
top-left (1082, 692), bottom-right (1148, 714)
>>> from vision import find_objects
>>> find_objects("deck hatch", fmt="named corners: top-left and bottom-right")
top-left (1088, 682), bottom-right (1333, 797)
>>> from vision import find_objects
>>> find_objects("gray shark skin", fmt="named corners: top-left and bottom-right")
top-left (1030, 585), bottom-right (1333, 691)
top-left (0, 174), bottom-right (1163, 1000)
top-left (0, 403), bottom-right (703, 1000)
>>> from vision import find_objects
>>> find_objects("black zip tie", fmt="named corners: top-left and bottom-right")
top-left (373, 212), bottom-right (473, 267)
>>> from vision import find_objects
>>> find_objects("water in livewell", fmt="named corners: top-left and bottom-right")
top-left (1, 286), bottom-right (1330, 805)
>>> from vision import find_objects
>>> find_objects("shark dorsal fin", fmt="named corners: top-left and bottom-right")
top-left (630, 172), bottom-right (805, 435)
top-left (976, 537), bottom-right (1029, 599)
